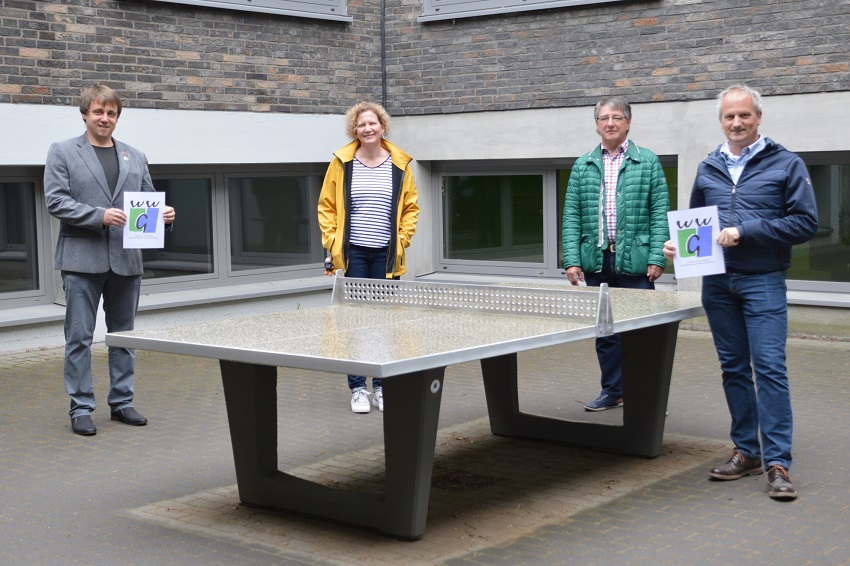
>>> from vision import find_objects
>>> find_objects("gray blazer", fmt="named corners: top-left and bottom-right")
top-left (44, 133), bottom-right (156, 276)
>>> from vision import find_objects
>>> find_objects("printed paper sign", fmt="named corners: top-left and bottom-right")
top-left (667, 205), bottom-right (725, 278)
top-left (123, 191), bottom-right (166, 249)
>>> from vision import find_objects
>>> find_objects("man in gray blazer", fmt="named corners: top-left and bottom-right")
top-left (44, 84), bottom-right (176, 436)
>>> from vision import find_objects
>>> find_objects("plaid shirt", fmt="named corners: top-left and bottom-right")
top-left (602, 140), bottom-right (628, 242)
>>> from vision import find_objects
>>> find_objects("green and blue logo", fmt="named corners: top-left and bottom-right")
top-left (676, 218), bottom-right (713, 258)
top-left (128, 199), bottom-right (160, 233)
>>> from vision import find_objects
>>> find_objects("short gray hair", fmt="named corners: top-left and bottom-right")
top-left (716, 84), bottom-right (763, 118)
top-left (594, 97), bottom-right (632, 121)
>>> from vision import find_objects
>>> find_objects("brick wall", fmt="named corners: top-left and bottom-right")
top-left (0, 0), bottom-right (379, 113)
top-left (1, 0), bottom-right (847, 116)
top-left (387, 0), bottom-right (850, 114)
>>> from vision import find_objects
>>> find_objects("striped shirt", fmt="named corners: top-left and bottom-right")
top-left (602, 140), bottom-right (628, 242)
top-left (349, 156), bottom-right (393, 248)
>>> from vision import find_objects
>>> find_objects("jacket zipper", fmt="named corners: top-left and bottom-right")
top-left (729, 183), bottom-right (737, 228)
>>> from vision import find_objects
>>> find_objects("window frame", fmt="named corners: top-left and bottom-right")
top-left (138, 163), bottom-right (328, 294)
top-left (785, 151), bottom-right (850, 294)
top-left (149, 0), bottom-right (352, 22)
top-left (0, 170), bottom-right (52, 307)
top-left (434, 160), bottom-right (565, 278)
top-left (419, 0), bottom-right (623, 23)
top-left (224, 171), bottom-right (326, 279)
top-left (433, 157), bottom-right (682, 282)
top-left (143, 172), bottom-right (219, 287)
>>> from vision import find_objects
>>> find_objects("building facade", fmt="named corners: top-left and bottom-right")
top-left (1, 0), bottom-right (848, 344)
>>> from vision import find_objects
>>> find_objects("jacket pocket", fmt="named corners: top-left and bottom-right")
top-left (579, 235), bottom-right (596, 271)
top-left (630, 234), bottom-right (650, 271)
top-left (394, 233), bottom-right (405, 274)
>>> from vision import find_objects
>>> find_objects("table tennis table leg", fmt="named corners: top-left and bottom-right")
top-left (619, 320), bottom-right (680, 456)
top-left (220, 360), bottom-right (279, 488)
top-left (219, 360), bottom-right (444, 540)
top-left (380, 367), bottom-right (445, 538)
top-left (481, 321), bottom-right (680, 458)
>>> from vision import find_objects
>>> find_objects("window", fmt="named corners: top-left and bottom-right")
top-left (443, 174), bottom-right (544, 263)
top-left (438, 160), bottom-right (678, 279)
top-left (0, 181), bottom-right (39, 296)
top-left (557, 166), bottom-right (677, 273)
top-left (139, 165), bottom-right (326, 289)
top-left (438, 164), bottom-right (561, 276)
top-left (788, 156), bottom-right (850, 287)
top-left (149, 0), bottom-right (351, 22)
top-left (420, 0), bottom-right (622, 23)
top-left (144, 178), bottom-right (215, 280)
top-left (1, 163), bottom-right (328, 313)
top-left (228, 175), bottom-right (324, 273)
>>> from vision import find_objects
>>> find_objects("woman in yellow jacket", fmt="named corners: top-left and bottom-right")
top-left (317, 101), bottom-right (420, 414)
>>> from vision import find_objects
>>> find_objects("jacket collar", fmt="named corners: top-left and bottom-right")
top-left (708, 136), bottom-right (780, 164)
top-left (333, 138), bottom-right (412, 169)
top-left (585, 139), bottom-right (642, 163)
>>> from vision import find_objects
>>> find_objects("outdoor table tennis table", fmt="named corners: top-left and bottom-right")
top-left (106, 273), bottom-right (704, 539)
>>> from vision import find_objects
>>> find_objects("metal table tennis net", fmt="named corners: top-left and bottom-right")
top-left (331, 273), bottom-right (614, 336)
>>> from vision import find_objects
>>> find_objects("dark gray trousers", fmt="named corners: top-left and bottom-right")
top-left (62, 271), bottom-right (141, 418)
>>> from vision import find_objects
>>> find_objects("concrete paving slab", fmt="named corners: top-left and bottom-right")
top-left (1, 331), bottom-right (848, 565)
top-left (125, 422), bottom-right (728, 565)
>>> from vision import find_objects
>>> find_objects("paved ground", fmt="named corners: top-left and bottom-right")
top-left (1, 329), bottom-right (848, 565)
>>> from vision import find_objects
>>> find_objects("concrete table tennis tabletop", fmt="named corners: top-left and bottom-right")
top-left (107, 285), bottom-right (704, 378)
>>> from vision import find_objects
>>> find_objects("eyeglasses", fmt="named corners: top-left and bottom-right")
top-left (596, 115), bottom-right (626, 123)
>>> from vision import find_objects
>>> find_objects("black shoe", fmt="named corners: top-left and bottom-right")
top-left (767, 464), bottom-right (798, 500)
top-left (110, 407), bottom-right (147, 426)
top-left (708, 450), bottom-right (763, 480)
top-left (71, 414), bottom-right (97, 436)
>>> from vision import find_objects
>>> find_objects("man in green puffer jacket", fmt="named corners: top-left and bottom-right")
top-left (562, 97), bottom-right (670, 411)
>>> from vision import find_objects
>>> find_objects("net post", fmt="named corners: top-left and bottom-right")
top-left (596, 283), bottom-right (614, 337)
top-left (330, 270), bottom-right (346, 304)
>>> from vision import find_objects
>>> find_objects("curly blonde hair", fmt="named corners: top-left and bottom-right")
top-left (344, 101), bottom-right (391, 139)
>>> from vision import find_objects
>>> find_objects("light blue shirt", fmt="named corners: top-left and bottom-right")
top-left (720, 136), bottom-right (766, 184)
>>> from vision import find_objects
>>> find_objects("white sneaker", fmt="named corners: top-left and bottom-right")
top-left (351, 389), bottom-right (371, 413)
top-left (372, 388), bottom-right (384, 412)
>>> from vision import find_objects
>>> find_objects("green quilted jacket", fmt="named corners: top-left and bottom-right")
top-left (562, 142), bottom-right (669, 275)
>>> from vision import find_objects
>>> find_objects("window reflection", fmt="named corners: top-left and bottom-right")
top-left (143, 178), bottom-right (214, 278)
top-left (0, 182), bottom-right (38, 294)
top-left (443, 174), bottom-right (544, 263)
top-left (228, 176), bottom-right (319, 271)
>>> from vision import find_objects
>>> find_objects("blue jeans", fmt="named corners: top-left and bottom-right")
top-left (583, 249), bottom-right (654, 398)
top-left (345, 244), bottom-right (390, 392)
top-left (62, 271), bottom-right (141, 418)
top-left (702, 272), bottom-right (792, 469)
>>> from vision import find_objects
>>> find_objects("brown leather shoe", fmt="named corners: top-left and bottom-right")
top-left (767, 464), bottom-right (798, 500)
top-left (708, 450), bottom-right (763, 480)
